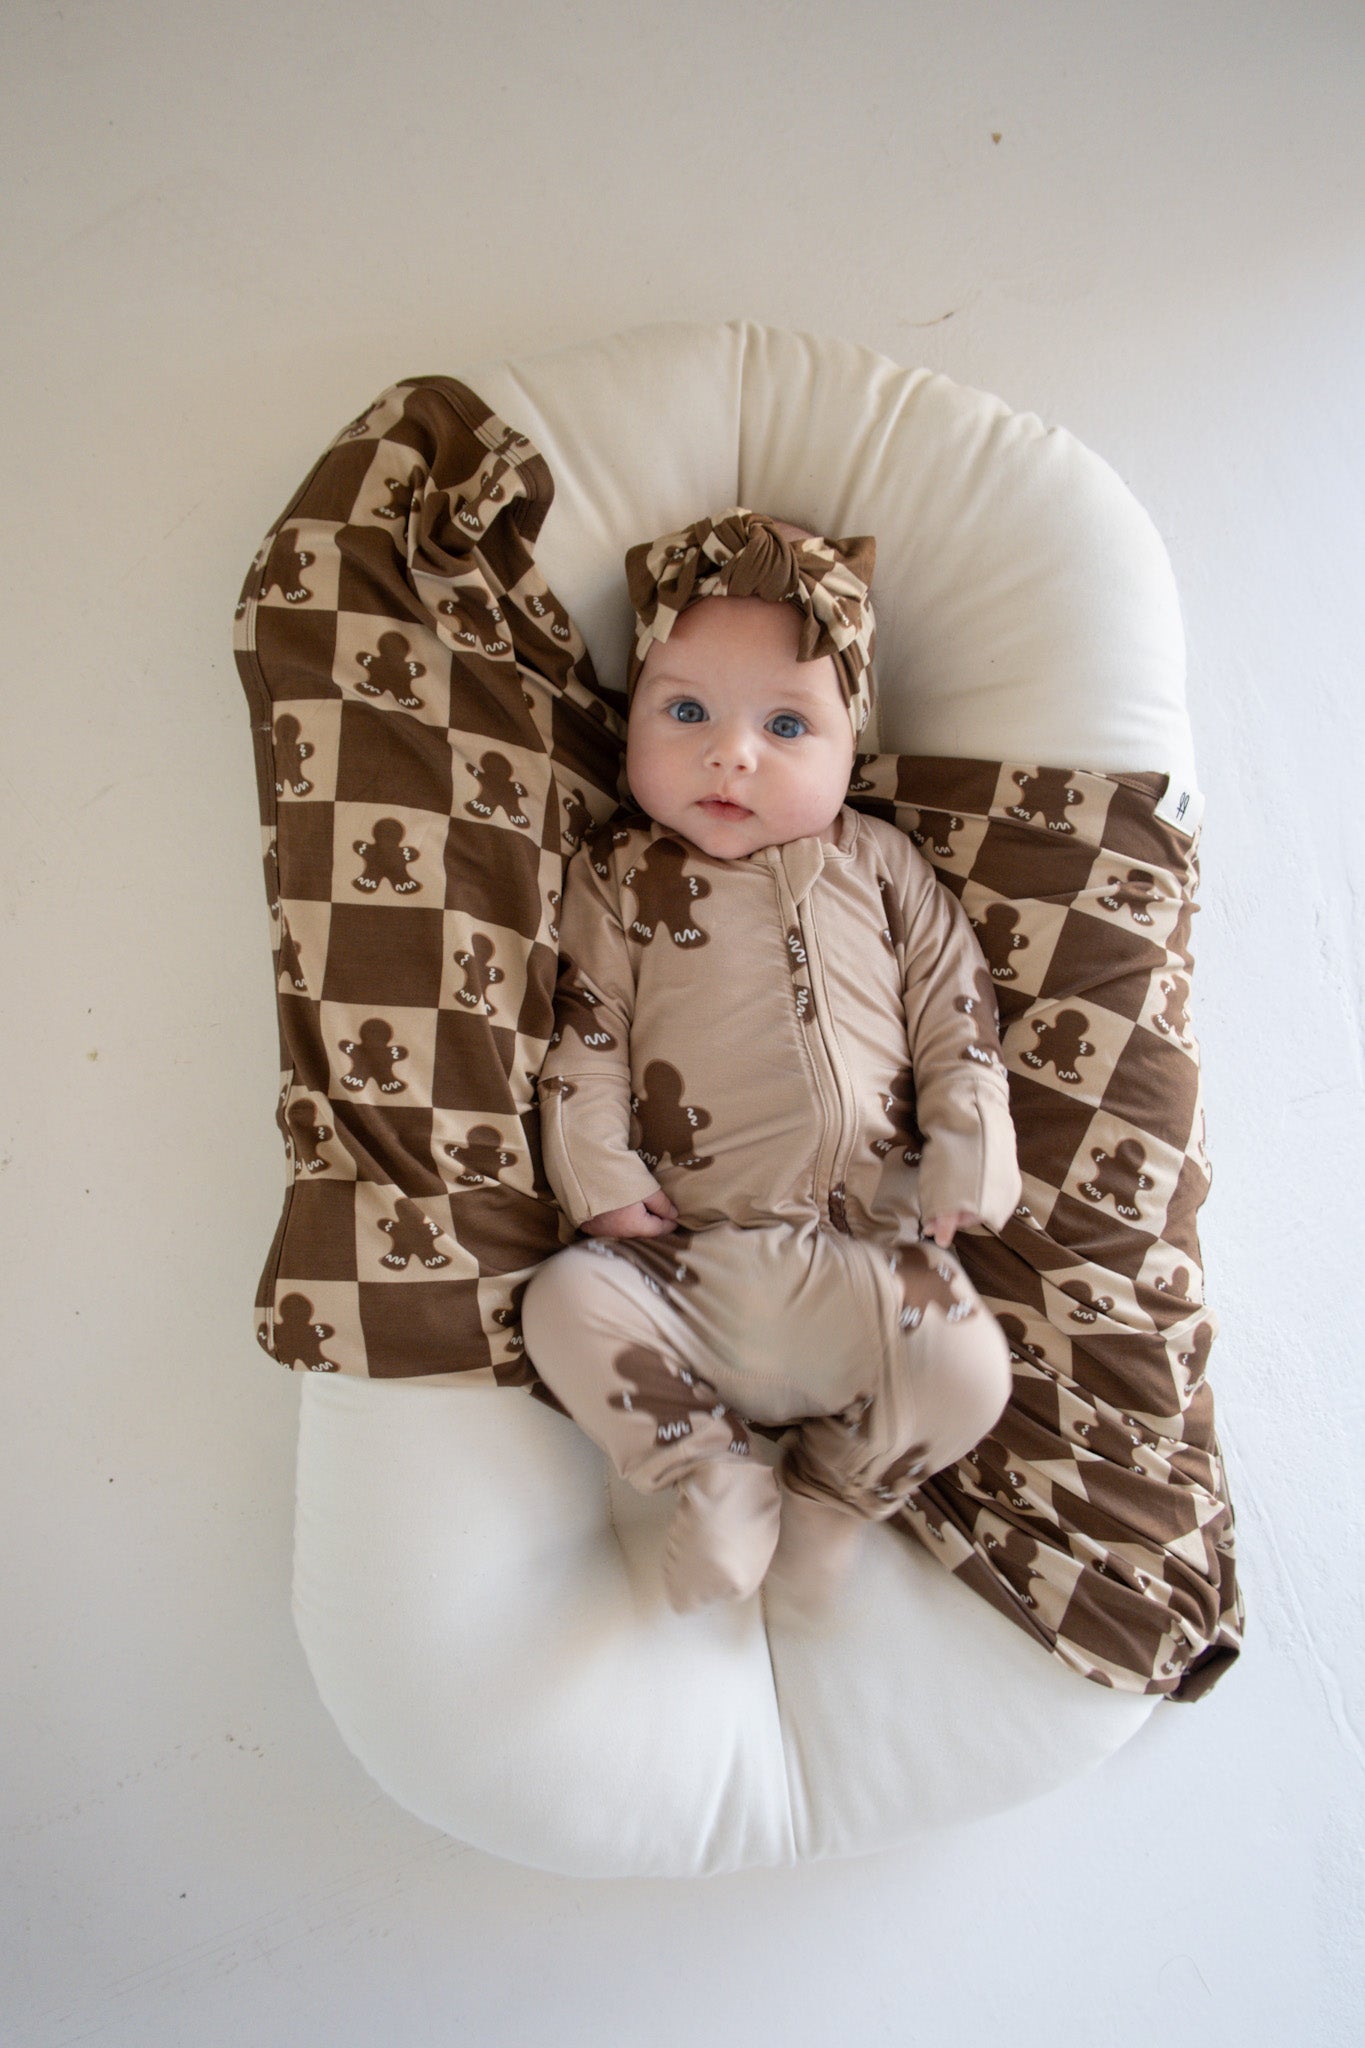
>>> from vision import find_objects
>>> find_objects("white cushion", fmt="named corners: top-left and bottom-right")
top-left (291, 319), bottom-right (1183, 1878)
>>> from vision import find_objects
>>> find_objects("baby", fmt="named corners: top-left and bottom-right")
top-left (521, 508), bottom-right (1021, 1620)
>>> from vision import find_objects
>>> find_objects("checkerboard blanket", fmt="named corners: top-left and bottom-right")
top-left (234, 374), bottom-right (1244, 1703)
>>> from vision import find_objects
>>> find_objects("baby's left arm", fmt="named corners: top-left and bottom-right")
top-left (897, 853), bottom-right (1022, 1235)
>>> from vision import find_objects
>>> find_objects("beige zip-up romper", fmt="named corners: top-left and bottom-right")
top-left (521, 800), bottom-right (1022, 1532)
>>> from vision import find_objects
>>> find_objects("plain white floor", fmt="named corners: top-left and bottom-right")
top-left (3, 3), bottom-right (1362, 2043)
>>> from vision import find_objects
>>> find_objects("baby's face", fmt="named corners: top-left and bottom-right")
top-left (625, 596), bottom-right (856, 861)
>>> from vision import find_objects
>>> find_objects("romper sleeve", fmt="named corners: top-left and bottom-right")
top-left (896, 844), bottom-right (1023, 1233)
top-left (536, 841), bottom-right (663, 1231)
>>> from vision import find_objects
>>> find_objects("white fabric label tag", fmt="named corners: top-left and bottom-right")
top-left (1154, 780), bottom-right (1204, 836)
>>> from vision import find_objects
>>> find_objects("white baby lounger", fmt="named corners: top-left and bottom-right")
top-left (244, 320), bottom-right (1240, 1879)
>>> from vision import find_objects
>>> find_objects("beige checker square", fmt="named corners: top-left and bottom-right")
top-left (332, 608), bottom-right (452, 727)
top-left (262, 1279), bottom-right (364, 1376)
top-left (279, 1078), bottom-right (352, 1182)
top-left (438, 910), bottom-right (529, 1023)
top-left (1061, 1107), bottom-right (1186, 1236)
top-left (320, 1000), bottom-right (438, 1106)
top-left (274, 897), bottom-right (332, 999)
top-left (331, 801), bottom-right (447, 905)
top-left (962, 881), bottom-right (1071, 997)
top-left (1007, 995), bottom-right (1134, 1107)
top-left (271, 697), bottom-right (342, 803)
top-left (344, 439), bottom-right (431, 533)
top-left (256, 519), bottom-right (344, 611)
top-left (1135, 1241), bottom-right (1207, 1311)
top-left (353, 1181), bottom-right (479, 1286)
top-left (329, 387), bottom-right (413, 449)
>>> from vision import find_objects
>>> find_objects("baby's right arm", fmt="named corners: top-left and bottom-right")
top-left (537, 837), bottom-right (667, 1232)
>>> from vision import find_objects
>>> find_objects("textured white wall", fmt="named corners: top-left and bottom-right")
top-left (3, 2), bottom-right (1361, 2042)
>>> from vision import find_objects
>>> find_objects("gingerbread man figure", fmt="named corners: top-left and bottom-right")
top-left (525, 587), bottom-right (573, 642)
top-left (1099, 867), bottom-right (1159, 924)
top-left (1008, 768), bottom-right (1083, 832)
top-left (608, 1343), bottom-right (749, 1453)
top-left (954, 966), bottom-right (1006, 1067)
top-left (259, 526), bottom-right (314, 606)
top-left (548, 952), bottom-right (618, 1053)
top-left (273, 714), bottom-right (314, 797)
top-left (452, 932), bottom-right (505, 1015)
top-left (1079, 1138), bottom-right (1154, 1220)
top-left (871, 1069), bottom-right (923, 1165)
top-left (285, 1097), bottom-right (332, 1175)
top-left (378, 1198), bottom-right (452, 1270)
top-left (463, 750), bottom-right (530, 827)
top-left (353, 818), bottom-right (421, 895)
top-left (621, 839), bottom-right (712, 947)
top-left (444, 1125), bottom-right (517, 1185)
top-left (1021, 1008), bottom-right (1095, 1084)
top-left (271, 1294), bottom-right (339, 1371)
top-left (338, 1019), bottom-right (408, 1094)
top-left (890, 1243), bottom-right (974, 1330)
top-left (355, 630), bottom-right (426, 710)
top-left (631, 1060), bottom-right (714, 1172)
top-left (909, 808), bottom-right (964, 858)
top-left (971, 902), bottom-right (1030, 981)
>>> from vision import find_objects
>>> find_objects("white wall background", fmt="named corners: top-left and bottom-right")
top-left (3, 2), bottom-right (1362, 2042)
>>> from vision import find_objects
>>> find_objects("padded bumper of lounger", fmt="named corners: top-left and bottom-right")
top-left (285, 320), bottom-right (1197, 1877)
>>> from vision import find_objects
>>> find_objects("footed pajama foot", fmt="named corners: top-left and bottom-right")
top-left (762, 1479), bottom-right (867, 1625)
top-left (662, 1458), bottom-right (782, 1615)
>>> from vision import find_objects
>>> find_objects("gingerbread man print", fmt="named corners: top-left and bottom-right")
top-left (1099, 868), bottom-right (1159, 924)
top-left (353, 818), bottom-right (421, 894)
top-left (1008, 768), bottom-right (1083, 833)
top-left (1079, 1138), bottom-right (1154, 1221)
top-left (444, 1125), bottom-right (517, 1186)
top-left (378, 1198), bottom-right (452, 1270)
top-left (355, 630), bottom-right (425, 710)
top-left (270, 1294), bottom-right (339, 1371)
top-left (259, 526), bottom-right (314, 606)
top-left (631, 1061), bottom-right (714, 1173)
top-left (338, 1019), bottom-right (408, 1094)
top-left (463, 751), bottom-right (530, 827)
top-left (273, 714), bottom-right (314, 797)
top-left (621, 839), bottom-right (712, 947)
top-left (608, 1344), bottom-right (749, 1454)
top-left (452, 932), bottom-right (504, 1015)
top-left (1021, 1008), bottom-right (1095, 1084)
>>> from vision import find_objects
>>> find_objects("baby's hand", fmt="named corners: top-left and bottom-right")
top-left (581, 1189), bottom-right (679, 1239)
top-left (923, 1210), bottom-right (978, 1249)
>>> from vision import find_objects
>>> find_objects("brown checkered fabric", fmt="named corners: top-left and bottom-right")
top-left (234, 374), bottom-right (1243, 1702)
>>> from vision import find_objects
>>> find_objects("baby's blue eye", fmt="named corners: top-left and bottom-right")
top-left (769, 713), bottom-right (806, 739)
top-left (668, 699), bottom-right (706, 724)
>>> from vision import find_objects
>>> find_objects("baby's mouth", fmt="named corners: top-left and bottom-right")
top-left (698, 798), bottom-right (752, 819)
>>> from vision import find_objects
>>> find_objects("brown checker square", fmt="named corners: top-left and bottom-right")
top-left (517, 938), bottom-right (560, 1040)
top-left (1036, 901), bottom-right (1166, 1023)
top-left (326, 1101), bottom-right (444, 1193)
top-left (1164, 1152), bottom-right (1211, 1267)
top-left (357, 1275), bottom-right (492, 1377)
top-left (442, 813), bottom-right (547, 936)
top-left (962, 883), bottom-right (1070, 999)
top-left (546, 687), bottom-right (627, 803)
top-left (290, 438), bottom-right (387, 525)
top-left (270, 698), bottom-right (341, 804)
top-left (334, 701), bottom-right (454, 813)
top-left (275, 799), bottom-right (335, 903)
top-left (1105, 776), bottom-right (1185, 865)
top-left (254, 600), bottom-right (341, 702)
top-left (333, 609), bottom-right (452, 729)
top-left (276, 1177), bottom-right (360, 1282)
top-left (320, 901), bottom-right (445, 1009)
top-left (266, 1278), bottom-right (365, 1375)
top-left (455, 1181), bottom-right (565, 1276)
top-left (1059, 1324), bottom-right (1181, 1419)
top-left (890, 755), bottom-right (1004, 819)
top-left (1004, 1069), bottom-right (1098, 1194)
top-left (335, 523), bottom-right (433, 622)
top-left (431, 1014), bottom-right (522, 1116)
top-left (1052, 1560), bottom-right (1175, 1679)
top-left (438, 642), bottom-right (546, 752)
top-left (320, 1000), bottom-right (438, 1107)
top-left (331, 801), bottom-right (447, 908)
top-left (965, 815), bottom-right (1098, 902)
top-left (278, 992), bottom-right (332, 1093)
top-left (1046, 1186), bottom-right (1156, 1283)
top-left (275, 898), bottom-right (332, 1001)
top-left (1099, 1019), bottom-right (1201, 1152)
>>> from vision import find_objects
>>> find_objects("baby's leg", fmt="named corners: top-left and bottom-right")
top-left (769, 1241), bottom-right (1011, 1617)
top-left (520, 1242), bottom-right (780, 1612)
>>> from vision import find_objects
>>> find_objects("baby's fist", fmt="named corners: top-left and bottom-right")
top-left (582, 1188), bottom-right (679, 1239)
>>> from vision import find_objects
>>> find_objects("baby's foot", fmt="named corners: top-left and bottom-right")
top-left (662, 1459), bottom-right (781, 1614)
top-left (763, 1483), bottom-right (866, 1625)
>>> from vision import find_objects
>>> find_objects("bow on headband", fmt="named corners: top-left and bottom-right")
top-left (624, 507), bottom-right (878, 739)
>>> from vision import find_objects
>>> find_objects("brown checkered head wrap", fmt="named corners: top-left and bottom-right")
top-left (624, 507), bottom-right (878, 739)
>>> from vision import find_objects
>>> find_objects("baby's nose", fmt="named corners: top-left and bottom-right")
top-left (705, 723), bottom-right (758, 771)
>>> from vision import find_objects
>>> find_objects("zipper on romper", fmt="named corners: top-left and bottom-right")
top-left (770, 846), bottom-right (857, 1231)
